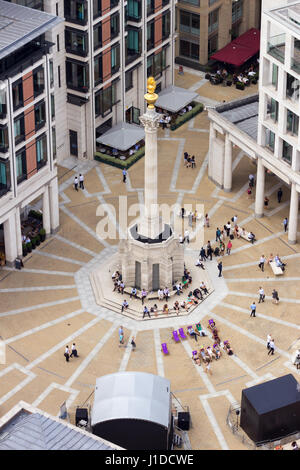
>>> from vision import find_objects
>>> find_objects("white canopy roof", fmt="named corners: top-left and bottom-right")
top-left (96, 122), bottom-right (144, 151)
top-left (91, 372), bottom-right (171, 429)
top-left (155, 85), bottom-right (198, 113)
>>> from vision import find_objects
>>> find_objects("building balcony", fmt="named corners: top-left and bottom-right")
top-left (0, 40), bottom-right (53, 80)
top-left (267, 34), bottom-right (285, 64)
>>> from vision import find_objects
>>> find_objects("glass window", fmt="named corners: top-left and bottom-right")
top-left (52, 127), bottom-right (56, 159)
top-left (0, 160), bottom-right (10, 196)
top-left (69, 130), bottom-right (78, 156)
top-left (125, 70), bottom-right (133, 91)
top-left (126, 28), bottom-right (141, 64)
top-left (232, 0), bottom-right (243, 23)
top-left (66, 59), bottom-right (89, 92)
top-left (147, 0), bottom-right (154, 16)
top-left (208, 34), bottom-right (218, 56)
top-left (65, 28), bottom-right (88, 56)
top-left (94, 54), bottom-right (103, 86)
top-left (272, 63), bottom-right (278, 90)
top-left (180, 11), bottom-right (200, 35)
top-left (265, 128), bottom-right (275, 152)
top-left (282, 140), bottom-right (292, 164)
top-left (208, 9), bottom-right (219, 34)
top-left (147, 55), bottom-right (154, 77)
top-left (64, 0), bottom-right (87, 25)
top-left (162, 11), bottom-right (170, 40)
top-left (127, 0), bottom-right (141, 21)
top-left (147, 21), bottom-right (155, 50)
top-left (16, 148), bottom-right (27, 184)
top-left (0, 125), bottom-right (8, 153)
top-left (267, 97), bottom-right (278, 122)
top-left (14, 114), bottom-right (25, 145)
top-left (0, 90), bottom-right (6, 118)
top-left (93, 0), bottom-right (101, 18)
top-left (49, 60), bottom-right (54, 88)
top-left (286, 73), bottom-right (299, 102)
top-left (51, 94), bottom-right (55, 120)
top-left (12, 80), bottom-right (23, 111)
top-left (36, 134), bottom-right (47, 169)
top-left (180, 40), bottom-right (199, 60)
top-left (111, 13), bottom-right (119, 39)
top-left (94, 23), bottom-right (102, 50)
top-left (33, 66), bottom-right (44, 97)
top-left (287, 109), bottom-right (299, 136)
top-left (35, 101), bottom-right (46, 131)
top-left (111, 44), bottom-right (120, 74)
top-left (95, 82), bottom-right (118, 117)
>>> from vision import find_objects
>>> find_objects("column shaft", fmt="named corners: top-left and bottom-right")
top-left (255, 158), bottom-right (265, 218)
top-left (15, 207), bottom-right (22, 257)
top-left (43, 186), bottom-right (51, 236)
top-left (224, 134), bottom-right (232, 192)
top-left (4, 213), bottom-right (17, 266)
top-left (208, 124), bottom-right (216, 179)
top-left (49, 178), bottom-right (59, 233)
top-left (288, 183), bottom-right (299, 244)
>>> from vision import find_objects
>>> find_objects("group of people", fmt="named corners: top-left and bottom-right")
top-left (64, 343), bottom-right (78, 362)
top-left (183, 152), bottom-right (196, 169)
top-left (257, 286), bottom-right (280, 304)
top-left (74, 174), bottom-right (85, 191)
top-left (258, 253), bottom-right (286, 273)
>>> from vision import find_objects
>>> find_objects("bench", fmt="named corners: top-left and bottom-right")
top-left (270, 261), bottom-right (283, 276)
top-left (237, 229), bottom-right (256, 243)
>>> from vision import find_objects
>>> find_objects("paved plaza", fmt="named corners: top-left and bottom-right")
top-left (0, 69), bottom-right (299, 451)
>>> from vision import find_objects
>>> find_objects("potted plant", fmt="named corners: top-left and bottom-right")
top-left (236, 81), bottom-right (245, 90)
top-left (39, 228), bottom-right (46, 242)
top-left (35, 234), bottom-right (41, 247)
top-left (205, 73), bottom-right (211, 80)
top-left (26, 241), bottom-right (32, 253)
top-left (22, 243), bottom-right (27, 257)
top-left (31, 237), bottom-right (36, 249)
top-left (226, 80), bottom-right (232, 86)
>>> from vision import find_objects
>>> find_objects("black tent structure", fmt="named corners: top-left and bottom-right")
top-left (91, 371), bottom-right (173, 450)
top-left (240, 374), bottom-right (300, 444)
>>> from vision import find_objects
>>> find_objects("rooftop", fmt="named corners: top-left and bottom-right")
top-left (268, 1), bottom-right (300, 34)
top-left (216, 94), bottom-right (259, 142)
top-left (0, 0), bottom-right (62, 60)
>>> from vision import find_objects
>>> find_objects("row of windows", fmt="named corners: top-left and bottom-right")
top-left (0, 133), bottom-right (48, 197)
top-left (265, 128), bottom-right (296, 166)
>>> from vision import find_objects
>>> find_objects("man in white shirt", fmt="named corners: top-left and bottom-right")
top-left (79, 173), bottom-right (84, 189)
top-left (258, 255), bottom-right (266, 272)
top-left (121, 299), bottom-right (129, 312)
top-left (158, 289), bottom-right (164, 300)
top-left (74, 176), bottom-right (79, 191)
top-left (64, 346), bottom-right (70, 362)
top-left (268, 339), bottom-right (275, 355)
top-left (267, 334), bottom-right (272, 350)
top-left (258, 287), bottom-right (265, 303)
top-left (70, 343), bottom-right (78, 357)
top-left (184, 230), bottom-right (190, 244)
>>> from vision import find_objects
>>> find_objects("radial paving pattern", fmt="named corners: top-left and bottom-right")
top-left (0, 71), bottom-right (299, 450)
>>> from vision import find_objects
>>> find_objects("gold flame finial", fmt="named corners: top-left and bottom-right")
top-left (144, 76), bottom-right (158, 109)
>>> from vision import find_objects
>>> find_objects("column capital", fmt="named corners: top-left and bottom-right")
top-left (139, 112), bottom-right (161, 132)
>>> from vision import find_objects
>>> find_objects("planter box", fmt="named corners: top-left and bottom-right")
top-left (94, 147), bottom-right (145, 170)
top-left (170, 102), bottom-right (204, 131)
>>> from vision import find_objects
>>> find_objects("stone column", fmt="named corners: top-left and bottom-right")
top-left (139, 108), bottom-right (161, 239)
top-left (15, 207), bottom-right (23, 258)
top-left (4, 213), bottom-right (17, 266)
top-left (224, 134), bottom-right (232, 192)
top-left (49, 177), bottom-right (59, 234)
top-left (208, 123), bottom-right (216, 179)
top-left (43, 186), bottom-right (51, 236)
top-left (288, 183), bottom-right (299, 245)
top-left (255, 158), bottom-right (265, 218)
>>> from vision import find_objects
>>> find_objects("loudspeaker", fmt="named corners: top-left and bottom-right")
top-left (178, 411), bottom-right (190, 431)
top-left (75, 407), bottom-right (88, 426)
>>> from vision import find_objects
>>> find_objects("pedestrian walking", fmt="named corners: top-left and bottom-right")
top-left (258, 254), bottom-right (266, 272)
top-left (264, 196), bottom-right (269, 208)
top-left (216, 227), bottom-right (221, 242)
top-left (268, 339), bottom-right (275, 355)
top-left (74, 176), bottom-right (79, 191)
top-left (118, 326), bottom-right (124, 345)
top-left (207, 241), bottom-right (213, 260)
top-left (249, 174), bottom-right (255, 188)
top-left (64, 345), bottom-right (70, 362)
top-left (184, 230), bottom-right (190, 244)
top-left (232, 215), bottom-right (238, 225)
top-left (258, 287), bottom-right (265, 303)
top-left (204, 214), bottom-right (210, 228)
top-left (250, 301), bottom-right (256, 317)
top-left (122, 168), bottom-right (127, 183)
top-left (141, 288), bottom-right (147, 305)
top-left (131, 336), bottom-right (136, 351)
top-left (277, 188), bottom-right (283, 203)
top-left (217, 260), bottom-right (223, 277)
top-left (283, 217), bottom-right (288, 233)
top-left (183, 152), bottom-right (188, 166)
top-left (79, 173), bottom-right (84, 189)
top-left (272, 289), bottom-right (279, 304)
top-left (267, 334), bottom-right (272, 350)
top-left (294, 349), bottom-right (300, 370)
top-left (226, 240), bottom-right (232, 255)
top-left (225, 221), bottom-right (231, 237)
top-left (200, 247), bottom-right (207, 261)
top-left (181, 207), bottom-right (185, 219)
top-left (191, 156), bottom-right (195, 168)
top-left (70, 343), bottom-right (78, 358)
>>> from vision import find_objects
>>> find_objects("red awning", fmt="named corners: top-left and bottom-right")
top-left (210, 28), bottom-right (260, 67)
